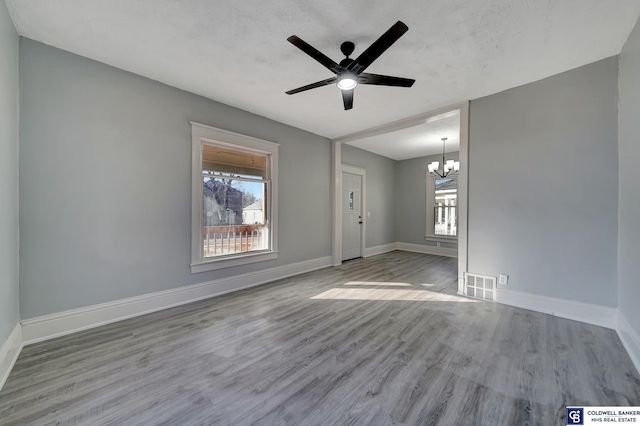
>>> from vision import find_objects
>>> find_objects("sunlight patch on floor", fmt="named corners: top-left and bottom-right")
top-left (311, 287), bottom-right (479, 302)
top-left (342, 281), bottom-right (413, 287)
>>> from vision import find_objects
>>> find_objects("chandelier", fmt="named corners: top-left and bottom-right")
top-left (427, 138), bottom-right (459, 178)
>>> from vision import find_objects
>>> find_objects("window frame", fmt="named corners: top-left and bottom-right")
top-left (425, 172), bottom-right (458, 241)
top-left (190, 122), bottom-right (279, 273)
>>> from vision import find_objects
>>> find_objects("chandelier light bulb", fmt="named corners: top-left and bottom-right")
top-left (428, 137), bottom-right (459, 178)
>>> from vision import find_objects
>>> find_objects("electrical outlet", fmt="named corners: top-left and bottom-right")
top-left (499, 274), bottom-right (509, 285)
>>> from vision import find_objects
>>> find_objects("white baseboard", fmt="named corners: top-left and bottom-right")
top-left (397, 242), bottom-right (458, 258)
top-left (21, 256), bottom-right (332, 345)
top-left (364, 243), bottom-right (398, 258)
top-left (616, 310), bottom-right (640, 374)
top-left (496, 289), bottom-right (617, 329)
top-left (0, 323), bottom-right (23, 392)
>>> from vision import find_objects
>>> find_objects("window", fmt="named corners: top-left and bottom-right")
top-left (426, 174), bottom-right (457, 238)
top-left (191, 122), bottom-right (279, 273)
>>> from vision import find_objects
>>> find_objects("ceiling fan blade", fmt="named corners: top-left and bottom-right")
top-left (287, 36), bottom-right (342, 74)
top-left (342, 89), bottom-right (354, 110)
top-left (358, 73), bottom-right (415, 87)
top-left (349, 21), bottom-right (408, 74)
top-left (286, 77), bottom-right (337, 95)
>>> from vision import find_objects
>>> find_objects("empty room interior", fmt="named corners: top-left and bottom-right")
top-left (1, 1), bottom-right (640, 424)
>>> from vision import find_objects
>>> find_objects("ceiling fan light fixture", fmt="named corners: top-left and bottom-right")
top-left (336, 73), bottom-right (358, 90)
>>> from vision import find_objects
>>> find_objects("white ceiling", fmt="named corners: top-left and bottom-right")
top-left (6, 0), bottom-right (640, 155)
top-left (345, 110), bottom-right (460, 161)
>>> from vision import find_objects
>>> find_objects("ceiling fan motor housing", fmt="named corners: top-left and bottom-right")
top-left (340, 41), bottom-right (355, 57)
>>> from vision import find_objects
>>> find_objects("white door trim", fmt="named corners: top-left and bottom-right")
top-left (332, 140), bottom-right (342, 266)
top-left (457, 102), bottom-right (469, 295)
top-left (340, 164), bottom-right (366, 262)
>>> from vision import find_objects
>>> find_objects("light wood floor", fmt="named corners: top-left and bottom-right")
top-left (1, 251), bottom-right (639, 425)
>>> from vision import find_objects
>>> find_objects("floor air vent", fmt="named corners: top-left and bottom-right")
top-left (465, 273), bottom-right (496, 301)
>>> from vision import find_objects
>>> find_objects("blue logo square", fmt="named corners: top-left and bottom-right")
top-left (567, 407), bottom-right (584, 425)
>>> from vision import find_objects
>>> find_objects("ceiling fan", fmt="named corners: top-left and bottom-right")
top-left (286, 21), bottom-right (416, 110)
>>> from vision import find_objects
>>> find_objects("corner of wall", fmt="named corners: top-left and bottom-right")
top-left (0, 0), bottom-right (22, 388)
top-left (16, 31), bottom-right (21, 328)
top-left (617, 309), bottom-right (640, 374)
top-left (616, 14), bottom-right (640, 376)
top-left (0, 322), bottom-right (23, 392)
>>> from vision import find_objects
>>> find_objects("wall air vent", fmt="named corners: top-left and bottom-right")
top-left (465, 273), bottom-right (496, 301)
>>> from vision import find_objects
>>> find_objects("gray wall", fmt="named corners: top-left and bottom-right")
top-left (19, 39), bottom-right (332, 319)
top-left (341, 144), bottom-right (397, 248)
top-left (618, 18), bottom-right (640, 333)
top-left (468, 57), bottom-right (619, 307)
top-left (396, 152), bottom-right (459, 246)
top-left (0, 1), bottom-right (19, 343)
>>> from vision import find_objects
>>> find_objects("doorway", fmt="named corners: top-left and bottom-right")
top-left (332, 102), bottom-right (468, 295)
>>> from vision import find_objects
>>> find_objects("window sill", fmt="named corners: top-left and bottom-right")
top-left (190, 251), bottom-right (278, 273)
top-left (425, 235), bottom-right (458, 243)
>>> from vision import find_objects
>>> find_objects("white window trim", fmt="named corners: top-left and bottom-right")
top-left (426, 172), bottom-right (458, 241)
top-left (190, 122), bottom-right (279, 273)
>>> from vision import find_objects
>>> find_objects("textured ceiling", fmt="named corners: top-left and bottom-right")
top-left (6, 0), bottom-right (640, 148)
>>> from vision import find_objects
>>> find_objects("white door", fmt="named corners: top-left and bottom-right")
top-left (342, 172), bottom-right (362, 261)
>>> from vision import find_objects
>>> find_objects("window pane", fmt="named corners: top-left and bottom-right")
top-left (202, 142), bottom-right (271, 259)
top-left (203, 177), bottom-right (268, 257)
top-left (434, 178), bottom-right (457, 236)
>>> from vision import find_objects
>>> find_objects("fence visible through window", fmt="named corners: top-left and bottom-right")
top-left (434, 205), bottom-right (457, 236)
top-left (203, 224), bottom-right (267, 256)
